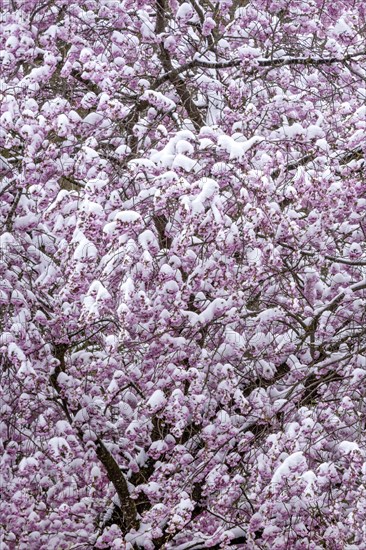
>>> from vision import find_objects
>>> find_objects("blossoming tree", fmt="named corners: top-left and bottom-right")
top-left (1, 0), bottom-right (366, 548)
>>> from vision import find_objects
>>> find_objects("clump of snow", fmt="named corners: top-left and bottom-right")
top-left (271, 451), bottom-right (307, 484)
top-left (115, 211), bottom-right (141, 223)
top-left (217, 134), bottom-right (264, 160)
top-left (147, 390), bottom-right (167, 413)
top-left (339, 441), bottom-right (360, 454)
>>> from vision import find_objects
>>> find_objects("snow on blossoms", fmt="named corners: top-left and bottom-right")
top-left (0, 0), bottom-right (366, 549)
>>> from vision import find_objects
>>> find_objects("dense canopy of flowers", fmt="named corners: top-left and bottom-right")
top-left (1, 0), bottom-right (366, 548)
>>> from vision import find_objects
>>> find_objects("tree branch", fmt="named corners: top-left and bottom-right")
top-left (155, 51), bottom-right (366, 87)
top-left (156, 0), bottom-right (205, 130)
top-left (95, 439), bottom-right (139, 532)
top-left (51, 345), bottom-right (139, 533)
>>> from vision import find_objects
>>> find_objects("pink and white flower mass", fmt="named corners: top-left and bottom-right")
top-left (1, 0), bottom-right (366, 548)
